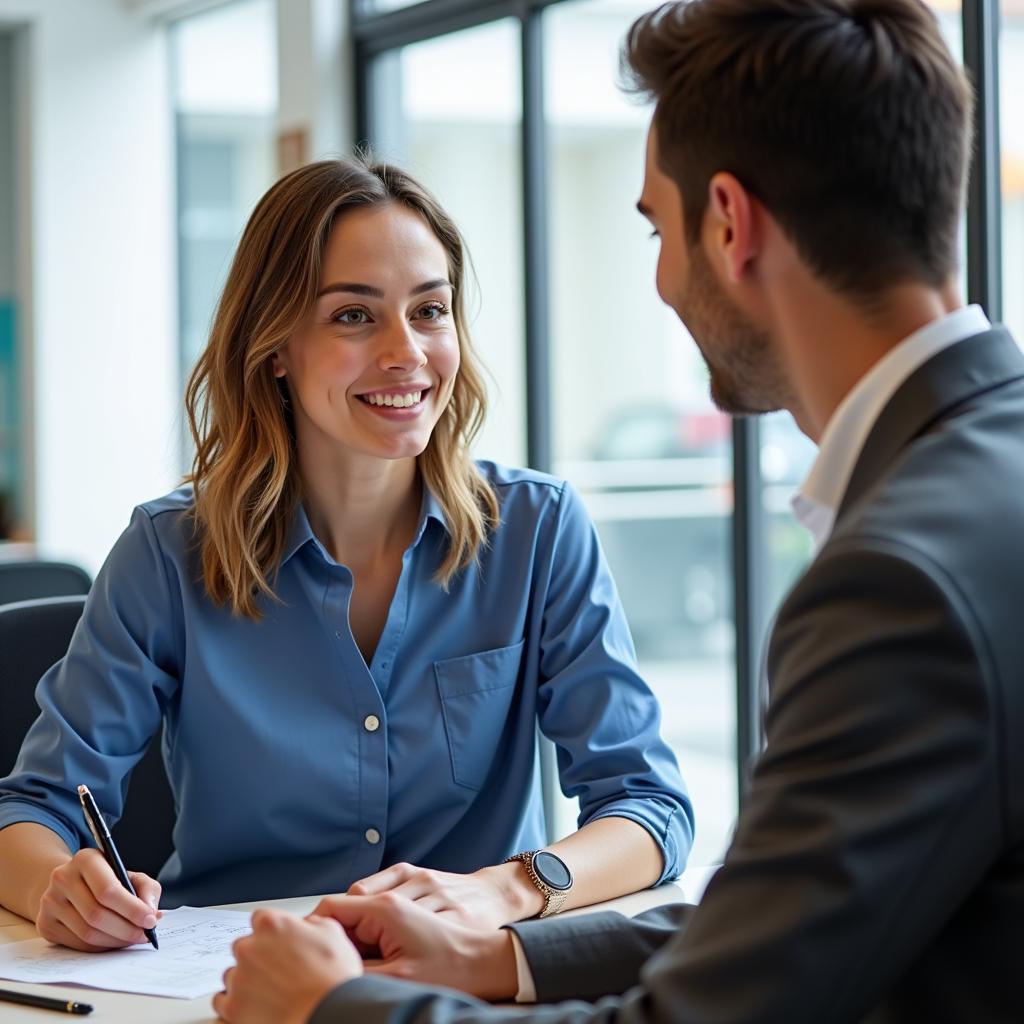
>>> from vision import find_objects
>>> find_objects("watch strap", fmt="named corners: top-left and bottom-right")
top-left (505, 850), bottom-right (570, 919)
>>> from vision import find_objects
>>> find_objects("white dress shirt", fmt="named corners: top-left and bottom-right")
top-left (510, 305), bottom-right (992, 1005)
top-left (791, 305), bottom-right (991, 549)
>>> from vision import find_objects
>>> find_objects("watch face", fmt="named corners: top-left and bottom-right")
top-left (533, 851), bottom-right (573, 891)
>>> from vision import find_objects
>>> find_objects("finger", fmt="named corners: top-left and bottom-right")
top-left (309, 912), bottom-right (377, 959)
top-left (364, 959), bottom-right (416, 980)
top-left (347, 862), bottom-right (416, 896)
top-left (63, 875), bottom-right (153, 945)
top-left (37, 910), bottom-right (112, 953)
top-left (54, 895), bottom-right (148, 949)
top-left (127, 871), bottom-right (162, 914)
top-left (77, 851), bottom-right (158, 930)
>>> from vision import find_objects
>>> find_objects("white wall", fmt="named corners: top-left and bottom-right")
top-left (0, 0), bottom-right (178, 573)
top-left (276, 0), bottom-right (352, 162)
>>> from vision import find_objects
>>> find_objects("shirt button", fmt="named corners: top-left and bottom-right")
top-left (334, 630), bottom-right (342, 639)
top-left (365, 828), bottom-right (381, 845)
top-left (363, 715), bottom-right (380, 732)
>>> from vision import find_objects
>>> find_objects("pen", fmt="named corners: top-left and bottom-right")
top-left (0, 988), bottom-right (93, 1015)
top-left (77, 785), bottom-right (159, 949)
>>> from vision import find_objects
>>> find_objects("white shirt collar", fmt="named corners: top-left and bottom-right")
top-left (791, 304), bottom-right (991, 550)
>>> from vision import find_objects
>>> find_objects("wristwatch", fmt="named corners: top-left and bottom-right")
top-left (505, 850), bottom-right (574, 918)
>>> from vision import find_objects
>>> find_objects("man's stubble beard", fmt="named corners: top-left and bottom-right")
top-left (679, 244), bottom-right (791, 417)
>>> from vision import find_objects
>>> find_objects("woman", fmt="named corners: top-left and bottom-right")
top-left (0, 158), bottom-right (692, 951)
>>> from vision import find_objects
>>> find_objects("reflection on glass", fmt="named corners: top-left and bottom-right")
top-left (1002, 1), bottom-right (1024, 340)
top-left (171, 0), bottom-right (278, 399)
top-left (367, 20), bottom-right (527, 465)
top-left (546, 0), bottom-right (736, 866)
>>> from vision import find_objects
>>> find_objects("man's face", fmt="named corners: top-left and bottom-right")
top-left (637, 124), bottom-right (786, 416)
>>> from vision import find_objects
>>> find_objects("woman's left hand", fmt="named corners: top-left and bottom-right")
top-left (346, 861), bottom-right (542, 930)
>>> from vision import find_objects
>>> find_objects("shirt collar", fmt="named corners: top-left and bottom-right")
top-left (280, 477), bottom-right (450, 568)
top-left (791, 304), bottom-right (991, 550)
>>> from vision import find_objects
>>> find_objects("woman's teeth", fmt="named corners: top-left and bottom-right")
top-left (361, 390), bottom-right (423, 408)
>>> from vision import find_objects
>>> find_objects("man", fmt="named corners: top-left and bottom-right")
top-left (215, 1), bottom-right (1023, 1021)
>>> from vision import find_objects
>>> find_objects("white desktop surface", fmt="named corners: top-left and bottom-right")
top-left (0, 865), bottom-right (716, 1022)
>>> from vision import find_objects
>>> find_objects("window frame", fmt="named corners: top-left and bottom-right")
top-left (351, 0), bottom-right (1004, 811)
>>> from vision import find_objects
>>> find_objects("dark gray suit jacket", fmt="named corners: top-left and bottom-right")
top-left (310, 327), bottom-right (1024, 1022)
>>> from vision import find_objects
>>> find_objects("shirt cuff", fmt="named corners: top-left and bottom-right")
top-left (508, 929), bottom-right (537, 1003)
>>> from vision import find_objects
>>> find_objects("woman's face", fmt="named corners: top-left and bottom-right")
top-left (273, 203), bottom-right (460, 464)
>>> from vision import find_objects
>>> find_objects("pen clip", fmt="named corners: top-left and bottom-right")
top-left (77, 785), bottom-right (108, 850)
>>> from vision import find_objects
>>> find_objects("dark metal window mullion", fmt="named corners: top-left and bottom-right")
top-left (732, 416), bottom-right (765, 805)
top-left (521, 5), bottom-right (552, 474)
top-left (962, 0), bottom-right (1002, 321)
top-left (520, 3), bottom-right (561, 841)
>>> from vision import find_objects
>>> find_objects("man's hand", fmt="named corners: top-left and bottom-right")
top-left (214, 909), bottom-right (362, 1024)
top-left (312, 892), bottom-right (519, 1000)
top-left (348, 861), bottom-right (543, 929)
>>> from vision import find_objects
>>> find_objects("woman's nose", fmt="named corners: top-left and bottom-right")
top-left (377, 322), bottom-right (427, 371)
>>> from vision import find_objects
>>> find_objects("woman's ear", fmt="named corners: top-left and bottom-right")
top-left (271, 349), bottom-right (287, 379)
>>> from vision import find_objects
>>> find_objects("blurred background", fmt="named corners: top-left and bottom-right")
top-left (0, 0), bottom-right (1014, 866)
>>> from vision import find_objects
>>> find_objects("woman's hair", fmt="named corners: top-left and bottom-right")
top-left (184, 156), bottom-right (499, 619)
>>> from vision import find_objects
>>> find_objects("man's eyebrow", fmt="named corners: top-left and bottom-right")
top-left (636, 200), bottom-right (654, 219)
top-left (316, 279), bottom-right (453, 299)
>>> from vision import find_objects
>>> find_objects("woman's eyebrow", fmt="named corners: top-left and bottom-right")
top-left (316, 278), bottom-right (452, 299)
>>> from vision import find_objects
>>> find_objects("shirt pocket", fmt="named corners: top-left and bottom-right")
top-left (434, 639), bottom-right (526, 791)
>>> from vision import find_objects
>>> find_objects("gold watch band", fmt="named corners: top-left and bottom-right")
top-left (504, 850), bottom-right (570, 918)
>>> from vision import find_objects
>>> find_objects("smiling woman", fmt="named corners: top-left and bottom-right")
top-left (0, 156), bottom-right (693, 954)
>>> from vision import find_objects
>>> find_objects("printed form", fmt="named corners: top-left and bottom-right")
top-left (0, 907), bottom-right (252, 998)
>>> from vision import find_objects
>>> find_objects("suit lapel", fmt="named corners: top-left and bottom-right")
top-left (836, 327), bottom-right (1024, 521)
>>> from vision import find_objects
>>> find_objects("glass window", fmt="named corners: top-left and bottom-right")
top-left (171, 0), bottom-right (279, 414)
top-left (0, 31), bottom-right (24, 542)
top-left (545, 0), bottom-right (736, 865)
top-left (363, 0), bottom-right (424, 11)
top-left (1002, 1), bottom-right (1024, 340)
top-left (366, 20), bottom-right (527, 466)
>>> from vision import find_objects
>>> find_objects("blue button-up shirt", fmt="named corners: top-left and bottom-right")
top-left (0, 462), bottom-right (693, 907)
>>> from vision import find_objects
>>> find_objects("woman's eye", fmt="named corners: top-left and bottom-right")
top-left (417, 302), bottom-right (450, 322)
top-left (335, 308), bottom-right (370, 325)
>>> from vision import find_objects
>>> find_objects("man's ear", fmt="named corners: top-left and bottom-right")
top-left (706, 172), bottom-right (759, 285)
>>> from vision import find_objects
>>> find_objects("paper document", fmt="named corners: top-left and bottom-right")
top-left (0, 906), bottom-right (252, 999)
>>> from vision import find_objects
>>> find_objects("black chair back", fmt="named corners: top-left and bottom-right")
top-left (0, 561), bottom-right (92, 604)
top-left (0, 596), bottom-right (176, 878)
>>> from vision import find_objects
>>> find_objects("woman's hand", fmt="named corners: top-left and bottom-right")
top-left (347, 861), bottom-right (543, 930)
top-left (35, 848), bottom-right (162, 951)
top-left (315, 894), bottom-right (517, 998)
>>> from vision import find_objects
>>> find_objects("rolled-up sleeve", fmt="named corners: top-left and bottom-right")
top-left (536, 482), bottom-right (694, 883)
top-left (0, 508), bottom-right (181, 850)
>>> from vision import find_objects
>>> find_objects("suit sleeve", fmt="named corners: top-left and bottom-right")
top-left (507, 904), bottom-right (696, 1002)
top-left (306, 538), bottom-right (1002, 1023)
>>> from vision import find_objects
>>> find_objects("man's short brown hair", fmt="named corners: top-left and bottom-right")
top-left (624, 0), bottom-right (974, 300)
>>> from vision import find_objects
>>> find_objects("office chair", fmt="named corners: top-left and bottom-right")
top-left (0, 560), bottom-right (92, 604)
top-left (0, 595), bottom-right (176, 878)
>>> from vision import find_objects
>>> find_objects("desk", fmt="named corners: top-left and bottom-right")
top-left (0, 865), bottom-right (716, 1022)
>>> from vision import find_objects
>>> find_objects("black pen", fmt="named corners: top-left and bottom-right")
top-left (77, 785), bottom-right (159, 949)
top-left (0, 988), bottom-right (93, 1015)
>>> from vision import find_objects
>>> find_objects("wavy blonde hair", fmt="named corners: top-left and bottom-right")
top-left (184, 157), bottom-right (499, 619)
